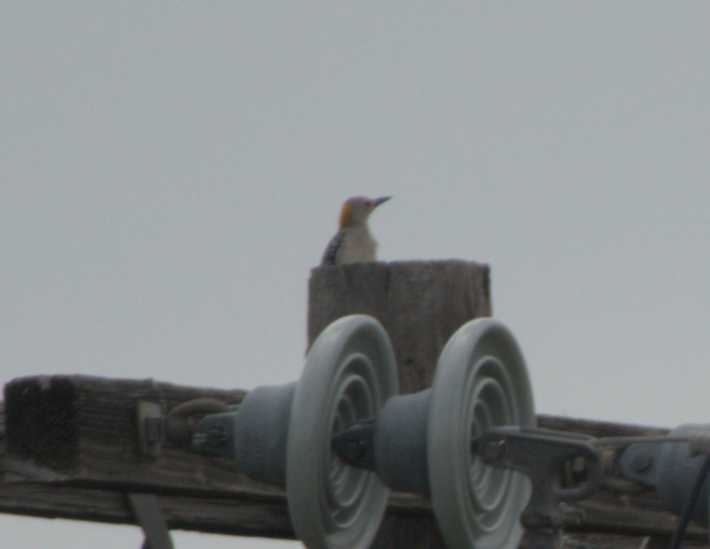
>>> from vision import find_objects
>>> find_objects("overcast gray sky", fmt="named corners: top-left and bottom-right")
top-left (3, 2), bottom-right (710, 547)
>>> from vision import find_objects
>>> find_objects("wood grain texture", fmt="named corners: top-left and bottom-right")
top-left (0, 482), bottom-right (294, 539)
top-left (309, 261), bottom-right (492, 392)
top-left (4, 376), bottom-right (253, 493)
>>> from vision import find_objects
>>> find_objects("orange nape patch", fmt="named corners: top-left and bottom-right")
top-left (339, 201), bottom-right (353, 228)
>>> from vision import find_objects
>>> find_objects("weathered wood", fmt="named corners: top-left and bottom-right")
top-left (0, 375), bottom-right (707, 544)
top-left (538, 414), bottom-right (669, 438)
top-left (8, 482), bottom-right (699, 548)
top-left (552, 533), bottom-right (707, 549)
top-left (0, 482), bottom-right (294, 538)
top-left (0, 377), bottom-right (432, 507)
top-left (309, 261), bottom-right (492, 392)
top-left (4, 376), bottom-right (252, 492)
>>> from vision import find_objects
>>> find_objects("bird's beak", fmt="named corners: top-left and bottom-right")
top-left (373, 196), bottom-right (392, 208)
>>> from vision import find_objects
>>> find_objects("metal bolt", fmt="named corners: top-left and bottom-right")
top-left (477, 438), bottom-right (507, 462)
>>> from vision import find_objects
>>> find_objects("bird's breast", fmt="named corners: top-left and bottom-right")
top-left (339, 227), bottom-right (377, 264)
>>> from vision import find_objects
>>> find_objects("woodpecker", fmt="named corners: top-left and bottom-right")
top-left (321, 196), bottom-right (391, 266)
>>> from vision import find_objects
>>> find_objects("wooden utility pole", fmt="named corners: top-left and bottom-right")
top-left (0, 261), bottom-right (707, 547)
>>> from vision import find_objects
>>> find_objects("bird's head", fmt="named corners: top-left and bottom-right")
top-left (339, 196), bottom-right (391, 228)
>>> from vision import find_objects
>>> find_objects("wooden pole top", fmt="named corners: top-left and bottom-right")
top-left (309, 260), bottom-right (492, 393)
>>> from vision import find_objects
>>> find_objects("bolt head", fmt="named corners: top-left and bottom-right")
top-left (478, 438), bottom-right (507, 462)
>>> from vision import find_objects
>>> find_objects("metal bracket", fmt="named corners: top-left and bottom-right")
top-left (127, 493), bottom-right (174, 549)
top-left (136, 401), bottom-right (165, 458)
top-left (131, 398), bottom-right (235, 548)
top-left (473, 426), bottom-right (603, 529)
top-left (131, 403), bottom-right (174, 548)
top-left (617, 425), bottom-right (710, 526)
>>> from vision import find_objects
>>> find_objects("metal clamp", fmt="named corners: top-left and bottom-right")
top-left (136, 401), bottom-right (165, 458)
top-left (135, 399), bottom-right (232, 458)
top-left (473, 426), bottom-right (603, 529)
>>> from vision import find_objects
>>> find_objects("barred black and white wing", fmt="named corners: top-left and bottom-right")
top-left (321, 231), bottom-right (345, 265)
